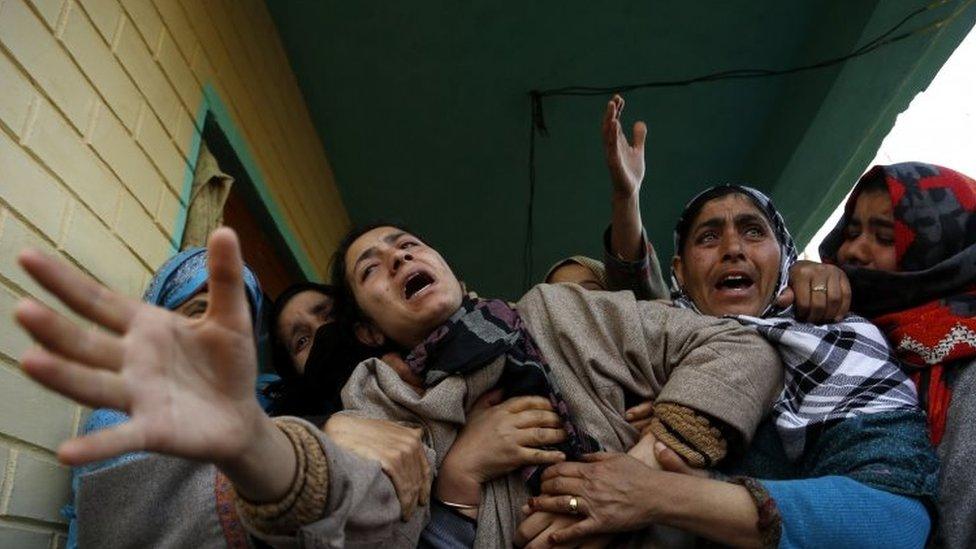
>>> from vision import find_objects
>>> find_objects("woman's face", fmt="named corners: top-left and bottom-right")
top-left (174, 291), bottom-right (209, 319)
top-left (547, 263), bottom-right (605, 291)
top-left (345, 226), bottom-right (463, 349)
top-left (673, 193), bottom-right (782, 317)
top-left (276, 290), bottom-right (335, 373)
top-left (836, 190), bottom-right (898, 272)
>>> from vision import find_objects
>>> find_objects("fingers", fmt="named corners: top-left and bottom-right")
top-left (837, 270), bottom-right (852, 322)
top-left (539, 476), bottom-right (586, 496)
top-left (529, 494), bottom-right (588, 516)
top-left (20, 347), bottom-right (129, 410)
top-left (581, 452), bottom-right (615, 463)
top-left (550, 519), bottom-right (598, 545)
top-left (17, 249), bottom-right (136, 333)
top-left (15, 300), bottom-right (124, 371)
top-left (541, 461), bottom-right (586, 481)
top-left (516, 427), bottom-right (567, 448)
top-left (655, 441), bottom-right (696, 475)
top-left (624, 401), bottom-right (653, 422)
top-left (632, 121), bottom-right (647, 150)
top-left (792, 272), bottom-right (812, 321)
top-left (58, 420), bottom-right (146, 465)
top-left (518, 448), bottom-right (567, 466)
top-left (204, 228), bottom-right (250, 331)
top-left (514, 409), bottom-right (562, 429)
top-left (807, 275), bottom-right (828, 323)
top-left (514, 508), bottom-right (553, 547)
top-left (506, 395), bottom-right (555, 414)
top-left (774, 286), bottom-right (794, 309)
top-left (471, 387), bottom-right (504, 410)
top-left (823, 269), bottom-right (844, 323)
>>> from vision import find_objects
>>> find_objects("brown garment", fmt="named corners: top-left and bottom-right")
top-left (181, 142), bottom-right (234, 249)
top-left (327, 284), bottom-right (782, 547)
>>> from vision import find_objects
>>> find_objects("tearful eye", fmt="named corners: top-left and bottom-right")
top-left (294, 335), bottom-right (310, 354)
top-left (361, 264), bottom-right (376, 281)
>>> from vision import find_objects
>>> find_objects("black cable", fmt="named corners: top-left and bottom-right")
top-left (521, 0), bottom-right (961, 290)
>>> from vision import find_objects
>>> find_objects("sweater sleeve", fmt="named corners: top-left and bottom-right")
top-left (602, 225), bottom-right (670, 301)
top-left (763, 476), bottom-right (930, 549)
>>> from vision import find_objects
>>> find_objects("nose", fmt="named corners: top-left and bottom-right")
top-left (719, 231), bottom-right (745, 262)
top-left (840, 235), bottom-right (871, 267)
top-left (391, 250), bottom-right (415, 273)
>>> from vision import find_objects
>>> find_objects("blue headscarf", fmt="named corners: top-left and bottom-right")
top-left (142, 247), bottom-right (264, 333)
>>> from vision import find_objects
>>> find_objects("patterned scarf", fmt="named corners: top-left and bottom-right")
top-left (671, 185), bottom-right (918, 460)
top-left (820, 162), bottom-right (976, 444)
top-left (405, 297), bottom-right (599, 492)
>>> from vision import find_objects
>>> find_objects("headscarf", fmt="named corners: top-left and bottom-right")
top-left (819, 162), bottom-right (976, 444)
top-left (405, 296), bottom-right (599, 493)
top-left (544, 256), bottom-right (609, 289)
top-left (671, 185), bottom-right (917, 459)
top-left (142, 247), bottom-right (263, 328)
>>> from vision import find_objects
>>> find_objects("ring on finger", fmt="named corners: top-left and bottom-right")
top-left (812, 284), bottom-right (827, 293)
top-left (568, 496), bottom-right (580, 514)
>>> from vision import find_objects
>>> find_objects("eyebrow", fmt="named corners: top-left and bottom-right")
top-left (867, 217), bottom-right (895, 229)
top-left (353, 231), bottom-right (408, 271)
top-left (693, 213), bottom-right (769, 233)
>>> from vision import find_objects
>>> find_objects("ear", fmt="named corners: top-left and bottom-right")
top-left (671, 255), bottom-right (685, 289)
top-left (354, 321), bottom-right (386, 348)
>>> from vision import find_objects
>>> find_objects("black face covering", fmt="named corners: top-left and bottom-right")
top-left (266, 322), bottom-right (378, 421)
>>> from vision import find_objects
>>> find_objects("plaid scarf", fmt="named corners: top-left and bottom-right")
top-left (820, 162), bottom-right (976, 444)
top-left (672, 185), bottom-right (918, 460)
top-left (405, 297), bottom-right (599, 492)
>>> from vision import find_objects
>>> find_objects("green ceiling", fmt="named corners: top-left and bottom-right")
top-left (267, 0), bottom-right (976, 299)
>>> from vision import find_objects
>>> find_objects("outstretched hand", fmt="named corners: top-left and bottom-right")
top-left (602, 94), bottom-right (647, 201)
top-left (15, 228), bottom-right (270, 471)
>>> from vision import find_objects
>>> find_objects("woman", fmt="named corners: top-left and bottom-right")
top-left (520, 184), bottom-right (937, 548)
top-left (819, 162), bottom-right (976, 548)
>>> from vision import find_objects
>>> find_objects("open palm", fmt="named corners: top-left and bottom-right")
top-left (602, 94), bottom-right (647, 200)
top-left (15, 229), bottom-right (264, 468)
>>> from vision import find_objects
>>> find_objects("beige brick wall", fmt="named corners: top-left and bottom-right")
top-left (0, 0), bottom-right (349, 541)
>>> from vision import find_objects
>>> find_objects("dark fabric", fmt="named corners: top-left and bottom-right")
top-left (270, 281), bottom-right (336, 380)
top-left (265, 322), bottom-right (380, 420)
top-left (670, 185), bottom-right (917, 460)
top-left (819, 162), bottom-right (976, 445)
top-left (404, 297), bottom-right (600, 492)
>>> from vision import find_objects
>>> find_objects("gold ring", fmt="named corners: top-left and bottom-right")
top-left (568, 496), bottom-right (580, 514)
top-left (812, 284), bottom-right (827, 292)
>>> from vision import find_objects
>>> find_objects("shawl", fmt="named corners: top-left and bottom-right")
top-left (671, 185), bottom-right (918, 459)
top-left (819, 162), bottom-right (976, 444)
top-left (404, 297), bottom-right (599, 492)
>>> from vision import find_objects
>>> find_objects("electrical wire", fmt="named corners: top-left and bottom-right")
top-left (522, 0), bottom-right (967, 290)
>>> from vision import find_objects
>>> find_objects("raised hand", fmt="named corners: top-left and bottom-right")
top-left (14, 229), bottom-right (292, 500)
top-left (602, 94), bottom-right (647, 201)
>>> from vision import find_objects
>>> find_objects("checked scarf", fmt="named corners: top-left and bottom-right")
top-left (672, 185), bottom-right (917, 460)
top-left (820, 162), bottom-right (976, 444)
top-left (404, 297), bottom-right (599, 492)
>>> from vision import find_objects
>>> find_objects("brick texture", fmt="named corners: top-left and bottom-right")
top-left (0, 0), bottom-right (349, 539)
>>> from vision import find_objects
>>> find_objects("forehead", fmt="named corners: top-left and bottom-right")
top-left (548, 262), bottom-right (597, 283)
top-left (281, 290), bottom-right (332, 316)
top-left (691, 193), bottom-right (767, 227)
top-left (852, 189), bottom-right (893, 217)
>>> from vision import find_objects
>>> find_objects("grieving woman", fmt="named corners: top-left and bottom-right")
top-left (14, 222), bottom-right (783, 547)
top-left (819, 162), bottom-right (976, 548)
top-left (523, 184), bottom-right (938, 548)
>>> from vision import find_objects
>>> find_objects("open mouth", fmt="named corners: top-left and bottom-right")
top-left (715, 273), bottom-right (755, 292)
top-left (404, 270), bottom-right (435, 300)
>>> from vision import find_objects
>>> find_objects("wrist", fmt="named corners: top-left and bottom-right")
top-left (221, 414), bottom-right (297, 502)
top-left (611, 189), bottom-right (640, 206)
top-left (435, 454), bottom-right (483, 505)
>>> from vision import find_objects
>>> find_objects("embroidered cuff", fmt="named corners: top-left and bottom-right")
top-left (648, 402), bottom-right (727, 468)
top-left (234, 418), bottom-right (330, 536)
top-left (730, 476), bottom-right (782, 549)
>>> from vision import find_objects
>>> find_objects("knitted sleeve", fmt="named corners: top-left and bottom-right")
top-left (762, 476), bottom-right (930, 549)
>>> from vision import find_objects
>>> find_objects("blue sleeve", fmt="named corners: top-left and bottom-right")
top-left (417, 501), bottom-right (477, 548)
top-left (764, 476), bottom-right (930, 549)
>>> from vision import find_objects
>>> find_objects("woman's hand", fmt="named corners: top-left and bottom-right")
top-left (15, 229), bottom-right (295, 502)
top-left (515, 508), bottom-right (612, 549)
top-left (435, 390), bottom-right (568, 507)
top-left (603, 94), bottom-right (647, 201)
top-left (324, 415), bottom-right (430, 519)
top-left (776, 260), bottom-right (851, 323)
top-left (624, 400), bottom-right (654, 433)
top-left (529, 453), bottom-right (660, 544)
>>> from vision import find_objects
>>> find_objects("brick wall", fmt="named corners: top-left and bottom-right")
top-left (0, 0), bottom-right (349, 545)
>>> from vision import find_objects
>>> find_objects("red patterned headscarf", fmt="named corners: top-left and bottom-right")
top-left (819, 162), bottom-right (976, 444)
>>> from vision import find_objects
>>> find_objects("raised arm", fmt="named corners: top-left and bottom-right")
top-left (15, 229), bottom-right (296, 504)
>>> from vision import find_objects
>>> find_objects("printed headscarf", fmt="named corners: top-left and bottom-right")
top-left (671, 185), bottom-right (917, 459)
top-left (819, 162), bottom-right (976, 444)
